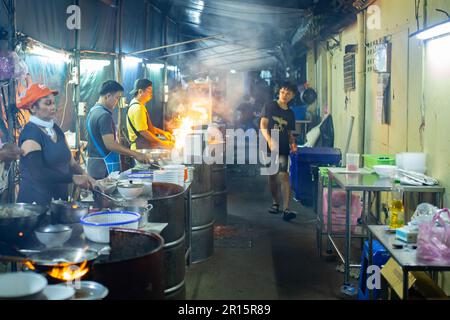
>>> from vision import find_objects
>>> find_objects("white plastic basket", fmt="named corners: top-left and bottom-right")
top-left (80, 211), bottom-right (141, 243)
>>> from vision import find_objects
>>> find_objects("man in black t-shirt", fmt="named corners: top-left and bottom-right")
top-left (260, 83), bottom-right (298, 221)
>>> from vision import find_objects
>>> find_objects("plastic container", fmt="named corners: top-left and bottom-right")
top-left (398, 153), bottom-right (426, 174)
top-left (373, 165), bottom-right (397, 178)
top-left (80, 211), bottom-right (141, 243)
top-left (290, 148), bottom-right (342, 206)
top-left (363, 154), bottom-right (395, 169)
top-left (346, 153), bottom-right (360, 172)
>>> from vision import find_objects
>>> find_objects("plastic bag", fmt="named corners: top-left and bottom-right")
top-left (417, 209), bottom-right (450, 264)
top-left (322, 188), bottom-right (362, 233)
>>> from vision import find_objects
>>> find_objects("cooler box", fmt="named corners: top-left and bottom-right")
top-left (291, 105), bottom-right (308, 120)
top-left (290, 148), bottom-right (341, 206)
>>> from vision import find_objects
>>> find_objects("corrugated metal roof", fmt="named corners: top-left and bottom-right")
top-left (148, 0), bottom-right (356, 72)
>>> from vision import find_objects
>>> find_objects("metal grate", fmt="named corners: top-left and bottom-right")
top-left (344, 53), bottom-right (356, 91)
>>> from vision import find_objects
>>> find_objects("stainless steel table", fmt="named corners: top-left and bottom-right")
top-left (367, 225), bottom-right (450, 300)
top-left (326, 167), bottom-right (445, 296)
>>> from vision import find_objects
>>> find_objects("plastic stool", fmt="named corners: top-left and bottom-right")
top-left (358, 240), bottom-right (390, 300)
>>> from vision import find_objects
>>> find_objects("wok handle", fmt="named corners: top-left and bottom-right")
top-left (0, 255), bottom-right (29, 264)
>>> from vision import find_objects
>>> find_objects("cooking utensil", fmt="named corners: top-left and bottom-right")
top-left (50, 200), bottom-right (89, 224)
top-left (0, 203), bottom-right (48, 245)
top-left (0, 247), bottom-right (99, 266)
top-left (35, 225), bottom-right (73, 248)
top-left (92, 187), bottom-right (124, 208)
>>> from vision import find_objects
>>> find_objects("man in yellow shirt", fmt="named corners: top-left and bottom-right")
top-left (127, 79), bottom-right (174, 150)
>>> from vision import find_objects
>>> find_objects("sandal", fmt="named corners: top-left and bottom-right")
top-left (282, 209), bottom-right (297, 222)
top-left (269, 203), bottom-right (281, 214)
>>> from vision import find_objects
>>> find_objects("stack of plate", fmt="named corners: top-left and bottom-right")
top-left (153, 169), bottom-right (184, 187)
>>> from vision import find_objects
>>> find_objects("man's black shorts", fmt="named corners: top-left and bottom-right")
top-left (262, 153), bottom-right (290, 174)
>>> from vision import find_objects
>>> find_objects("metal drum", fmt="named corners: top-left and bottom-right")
top-left (212, 164), bottom-right (227, 225)
top-left (190, 163), bottom-right (214, 263)
top-left (147, 183), bottom-right (186, 299)
top-left (92, 228), bottom-right (165, 300)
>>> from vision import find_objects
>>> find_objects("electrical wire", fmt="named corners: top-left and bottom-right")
top-left (415, 0), bottom-right (421, 31)
top-left (436, 9), bottom-right (450, 19)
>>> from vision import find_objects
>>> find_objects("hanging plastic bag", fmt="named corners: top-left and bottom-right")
top-left (416, 208), bottom-right (450, 264)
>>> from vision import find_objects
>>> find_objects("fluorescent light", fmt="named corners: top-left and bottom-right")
top-left (167, 65), bottom-right (178, 72)
top-left (80, 59), bottom-right (111, 71)
top-left (413, 20), bottom-right (450, 40)
top-left (230, 69), bottom-right (236, 74)
top-left (30, 46), bottom-right (70, 63)
top-left (123, 56), bottom-right (143, 65)
top-left (427, 36), bottom-right (450, 71)
top-left (147, 63), bottom-right (165, 70)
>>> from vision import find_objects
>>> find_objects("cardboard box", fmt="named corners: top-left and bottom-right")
top-left (381, 259), bottom-right (416, 299)
top-left (381, 259), bottom-right (449, 300)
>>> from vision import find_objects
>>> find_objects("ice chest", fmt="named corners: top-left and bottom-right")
top-left (290, 147), bottom-right (341, 206)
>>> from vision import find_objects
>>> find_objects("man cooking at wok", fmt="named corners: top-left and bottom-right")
top-left (127, 79), bottom-right (175, 150)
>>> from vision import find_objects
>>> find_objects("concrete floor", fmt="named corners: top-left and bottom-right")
top-left (185, 168), bottom-right (359, 300)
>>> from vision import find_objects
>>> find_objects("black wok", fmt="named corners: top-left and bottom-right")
top-left (0, 204), bottom-right (48, 246)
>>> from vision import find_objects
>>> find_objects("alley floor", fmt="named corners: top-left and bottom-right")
top-left (185, 167), bottom-right (360, 300)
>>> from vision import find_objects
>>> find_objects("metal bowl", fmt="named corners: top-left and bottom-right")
top-left (35, 225), bottom-right (73, 248)
top-left (117, 183), bottom-right (144, 200)
top-left (111, 204), bottom-right (153, 228)
top-left (98, 179), bottom-right (118, 195)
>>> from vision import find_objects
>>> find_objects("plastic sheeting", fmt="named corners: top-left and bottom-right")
top-left (23, 54), bottom-right (72, 131)
top-left (16, 0), bottom-right (75, 50)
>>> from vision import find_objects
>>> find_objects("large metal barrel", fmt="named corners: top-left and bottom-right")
top-left (147, 183), bottom-right (186, 299)
top-left (92, 228), bottom-right (165, 300)
top-left (212, 164), bottom-right (227, 224)
top-left (190, 163), bottom-right (214, 263)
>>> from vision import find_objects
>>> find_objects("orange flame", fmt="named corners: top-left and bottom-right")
top-left (24, 261), bottom-right (36, 271)
top-left (47, 261), bottom-right (89, 282)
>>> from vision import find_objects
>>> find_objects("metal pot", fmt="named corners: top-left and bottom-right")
top-left (137, 149), bottom-right (171, 162)
top-left (50, 200), bottom-right (89, 224)
top-left (111, 204), bottom-right (153, 228)
top-left (0, 203), bottom-right (48, 246)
